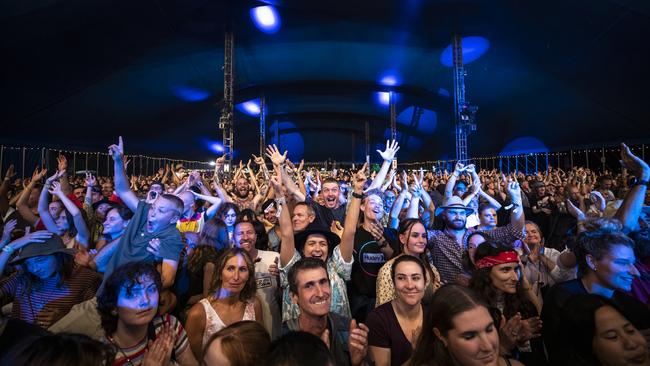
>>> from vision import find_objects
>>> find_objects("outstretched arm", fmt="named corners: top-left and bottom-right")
top-left (614, 143), bottom-right (649, 232)
top-left (340, 163), bottom-right (367, 263)
top-left (190, 191), bottom-right (222, 220)
top-left (367, 140), bottom-right (400, 191)
top-left (109, 136), bottom-right (139, 211)
top-left (506, 179), bottom-right (525, 233)
top-left (49, 181), bottom-right (90, 247)
top-left (445, 162), bottom-right (465, 199)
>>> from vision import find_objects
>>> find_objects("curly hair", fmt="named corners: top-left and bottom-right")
top-left (210, 248), bottom-right (257, 302)
top-left (96, 262), bottom-right (162, 335)
top-left (217, 202), bottom-right (240, 226)
top-left (469, 241), bottom-right (537, 319)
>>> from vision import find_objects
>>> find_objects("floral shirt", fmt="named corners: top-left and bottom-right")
top-left (279, 245), bottom-right (353, 321)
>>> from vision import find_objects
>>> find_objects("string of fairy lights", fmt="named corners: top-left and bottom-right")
top-left (0, 144), bottom-right (646, 180)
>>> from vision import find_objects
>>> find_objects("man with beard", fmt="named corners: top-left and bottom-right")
top-left (306, 140), bottom-right (400, 229)
top-left (233, 220), bottom-right (281, 339)
top-left (429, 180), bottom-right (526, 283)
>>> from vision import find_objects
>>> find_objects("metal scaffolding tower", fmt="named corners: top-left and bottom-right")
top-left (452, 34), bottom-right (478, 162)
top-left (389, 91), bottom-right (397, 142)
top-left (219, 31), bottom-right (235, 166)
top-left (259, 96), bottom-right (266, 157)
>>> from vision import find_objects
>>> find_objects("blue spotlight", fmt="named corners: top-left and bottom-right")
top-left (377, 91), bottom-right (391, 106)
top-left (250, 6), bottom-right (281, 34)
top-left (171, 86), bottom-right (210, 102)
top-left (236, 99), bottom-right (261, 117)
top-left (440, 36), bottom-right (490, 67)
top-left (209, 142), bottom-right (224, 154)
top-left (380, 74), bottom-right (398, 86)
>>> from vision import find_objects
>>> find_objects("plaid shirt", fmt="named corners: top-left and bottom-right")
top-left (427, 224), bottom-right (524, 283)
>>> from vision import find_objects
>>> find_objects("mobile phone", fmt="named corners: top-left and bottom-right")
top-left (149, 191), bottom-right (157, 200)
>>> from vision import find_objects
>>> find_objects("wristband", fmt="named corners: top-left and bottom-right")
top-left (351, 192), bottom-right (366, 199)
top-left (2, 245), bottom-right (15, 254)
top-left (275, 197), bottom-right (286, 206)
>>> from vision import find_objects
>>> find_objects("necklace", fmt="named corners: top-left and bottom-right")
top-left (108, 334), bottom-right (147, 366)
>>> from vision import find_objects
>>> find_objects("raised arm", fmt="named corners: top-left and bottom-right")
top-left (0, 230), bottom-right (54, 277)
top-left (109, 136), bottom-right (139, 211)
top-left (445, 162), bottom-right (465, 199)
top-left (37, 171), bottom-right (65, 233)
top-left (272, 174), bottom-right (294, 267)
top-left (0, 165), bottom-right (17, 217)
top-left (56, 155), bottom-right (72, 195)
top-left (367, 140), bottom-right (400, 191)
top-left (190, 191), bottom-right (222, 220)
top-left (506, 179), bottom-right (525, 233)
top-left (614, 143), bottom-right (649, 232)
top-left (48, 181), bottom-right (90, 247)
top-left (339, 163), bottom-right (367, 263)
top-left (16, 168), bottom-right (48, 225)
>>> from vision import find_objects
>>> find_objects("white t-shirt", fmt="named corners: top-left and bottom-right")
top-left (254, 250), bottom-right (281, 339)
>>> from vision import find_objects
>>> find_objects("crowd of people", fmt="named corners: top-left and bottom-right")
top-left (0, 136), bottom-right (648, 366)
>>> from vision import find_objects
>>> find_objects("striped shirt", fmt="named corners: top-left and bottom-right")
top-left (102, 314), bottom-right (189, 366)
top-left (0, 265), bottom-right (101, 328)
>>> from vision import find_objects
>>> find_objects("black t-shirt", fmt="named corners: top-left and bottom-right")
top-left (542, 279), bottom-right (650, 364)
top-left (366, 302), bottom-right (419, 366)
top-left (307, 196), bottom-right (347, 229)
top-left (349, 227), bottom-right (398, 298)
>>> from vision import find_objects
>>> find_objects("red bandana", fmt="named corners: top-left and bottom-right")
top-left (475, 251), bottom-right (519, 269)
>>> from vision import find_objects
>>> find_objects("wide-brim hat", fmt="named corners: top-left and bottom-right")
top-left (294, 222), bottom-right (341, 256)
top-left (531, 181), bottom-right (545, 189)
top-left (92, 198), bottom-right (113, 211)
top-left (435, 196), bottom-right (475, 216)
top-left (10, 234), bottom-right (75, 264)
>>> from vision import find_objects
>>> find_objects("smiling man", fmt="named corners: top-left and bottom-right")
top-left (283, 258), bottom-right (370, 366)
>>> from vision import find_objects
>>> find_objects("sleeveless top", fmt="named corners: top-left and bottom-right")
top-left (199, 298), bottom-right (256, 348)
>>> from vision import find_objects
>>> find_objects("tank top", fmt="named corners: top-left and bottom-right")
top-left (199, 298), bottom-right (256, 348)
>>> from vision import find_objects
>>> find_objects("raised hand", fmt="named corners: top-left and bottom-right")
top-left (518, 317), bottom-right (543, 342)
top-left (566, 199), bottom-right (586, 221)
top-left (45, 170), bottom-right (65, 184)
top-left (1, 219), bottom-right (17, 245)
top-left (146, 238), bottom-right (162, 257)
top-left (620, 143), bottom-right (650, 180)
top-left (108, 136), bottom-right (124, 162)
top-left (352, 163), bottom-right (368, 193)
top-left (31, 167), bottom-right (48, 183)
top-left (48, 181), bottom-right (63, 196)
top-left (57, 154), bottom-right (68, 172)
top-left (251, 154), bottom-right (265, 166)
top-left (465, 164), bottom-right (476, 174)
top-left (265, 144), bottom-right (287, 166)
top-left (216, 154), bottom-right (226, 166)
top-left (454, 162), bottom-right (465, 174)
top-left (269, 174), bottom-right (283, 196)
top-left (506, 180), bottom-right (522, 204)
top-left (85, 172), bottom-right (96, 187)
top-left (376, 140), bottom-right (400, 162)
top-left (3, 165), bottom-right (16, 181)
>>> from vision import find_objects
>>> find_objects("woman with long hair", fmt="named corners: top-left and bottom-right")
top-left (96, 261), bottom-right (196, 366)
top-left (469, 241), bottom-right (544, 365)
top-left (216, 203), bottom-right (239, 246)
top-left (408, 284), bottom-right (522, 366)
top-left (184, 248), bottom-right (263, 360)
top-left (375, 218), bottom-right (441, 307)
top-left (367, 255), bottom-right (427, 366)
top-left (0, 232), bottom-right (100, 329)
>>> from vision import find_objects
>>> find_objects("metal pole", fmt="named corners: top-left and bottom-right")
top-left (535, 154), bottom-right (538, 173)
top-left (85, 152), bottom-right (88, 172)
top-left (364, 120), bottom-right (370, 163)
top-left (601, 148), bottom-right (605, 172)
top-left (73, 151), bottom-right (77, 174)
top-left (545, 152), bottom-right (549, 172)
top-left (389, 92), bottom-right (396, 142)
top-left (260, 96), bottom-right (266, 158)
top-left (21, 147), bottom-right (25, 181)
top-left (524, 155), bottom-right (528, 175)
top-left (96, 153), bottom-right (100, 174)
top-left (585, 150), bottom-right (589, 169)
top-left (0, 146), bottom-right (3, 175)
top-left (570, 150), bottom-right (574, 169)
top-left (515, 155), bottom-right (518, 174)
